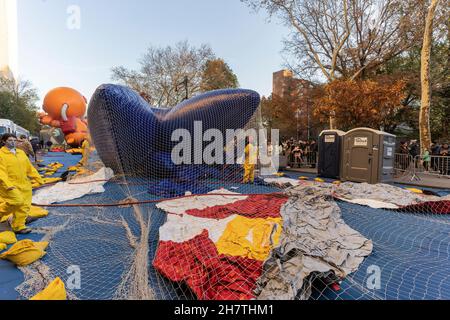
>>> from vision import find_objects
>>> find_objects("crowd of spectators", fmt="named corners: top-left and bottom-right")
top-left (397, 140), bottom-right (450, 175)
top-left (279, 138), bottom-right (318, 168)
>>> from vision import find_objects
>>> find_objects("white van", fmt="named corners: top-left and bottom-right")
top-left (0, 119), bottom-right (30, 138)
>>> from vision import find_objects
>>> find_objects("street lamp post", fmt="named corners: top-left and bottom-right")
top-left (307, 102), bottom-right (310, 141)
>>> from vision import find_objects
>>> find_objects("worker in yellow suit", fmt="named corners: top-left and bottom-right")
top-left (243, 136), bottom-right (258, 184)
top-left (0, 134), bottom-right (44, 234)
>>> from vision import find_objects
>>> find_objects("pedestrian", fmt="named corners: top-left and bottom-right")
top-left (310, 139), bottom-right (318, 168)
top-left (292, 144), bottom-right (303, 167)
top-left (440, 144), bottom-right (449, 175)
top-left (409, 140), bottom-right (419, 159)
top-left (398, 141), bottom-right (410, 171)
top-left (30, 138), bottom-right (40, 162)
top-left (431, 143), bottom-right (440, 172)
top-left (46, 141), bottom-right (53, 151)
top-left (16, 135), bottom-right (35, 159)
top-left (422, 148), bottom-right (431, 172)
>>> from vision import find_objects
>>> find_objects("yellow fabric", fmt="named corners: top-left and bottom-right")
top-left (242, 143), bottom-right (257, 183)
top-left (216, 216), bottom-right (283, 261)
top-left (243, 164), bottom-right (255, 183)
top-left (0, 206), bottom-right (49, 223)
top-left (0, 231), bottom-right (17, 245)
top-left (0, 240), bottom-right (48, 266)
top-left (68, 166), bottom-right (81, 172)
top-left (30, 206), bottom-right (49, 219)
top-left (0, 214), bottom-right (8, 223)
top-left (80, 140), bottom-right (91, 167)
top-left (74, 168), bottom-right (90, 177)
top-left (0, 188), bottom-right (32, 232)
top-left (32, 177), bottom-right (62, 188)
top-left (30, 278), bottom-right (67, 300)
top-left (406, 188), bottom-right (423, 194)
top-left (299, 176), bottom-right (309, 180)
top-left (315, 178), bottom-right (325, 183)
top-left (0, 243), bottom-right (6, 251)
top-left (275, 172), bottom-right (285, 177)
top-left (66, 148), bottom-right (83, 154)
top-left (0, 149), bottom-right (41, 231)
top-left (0, 147), bottom-right (43, 190)
top-left (47, 162), bottom-right (63, 169)
top-left (44, 177), bottom-right (62, 184)
top-left (244, 144), bottom-right (258, 166)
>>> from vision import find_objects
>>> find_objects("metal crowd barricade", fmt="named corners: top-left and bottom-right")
top-left (414, 155), bottom-right (450, 179)
top-left (394, 153), bottom-right (414, 177)
top-left (288, 152), bottom-right (318, 168)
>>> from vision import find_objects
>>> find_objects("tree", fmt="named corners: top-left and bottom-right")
top-left (112, 41), bottom-right (215, 107)
top-left (420, 0), bottom-right (441, 153)
top-left (0, 77), bottom-right (41, 134)
top-left (379, 36), bottom-right (449, 141)
top-left (261, 95), bottom-right (298, 138)
top-left (243, 0), bottom-right (429, 130)
top-left (313, 78), bottom-right (406, 131)
top-left (200, 59), bottom-right (239, 92)
top-left (262, 77), bottom-right (319, 139)
top-left (243, 0), bottom-right (427, 82)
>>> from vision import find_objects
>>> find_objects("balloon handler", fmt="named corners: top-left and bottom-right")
top-left (243, 136), bottom-right (258, 184)
top-left (0, 134), bottom-right (44, 234)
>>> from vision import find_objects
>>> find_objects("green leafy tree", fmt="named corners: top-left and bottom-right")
top-left (0, 78), bottom-right (41, 135)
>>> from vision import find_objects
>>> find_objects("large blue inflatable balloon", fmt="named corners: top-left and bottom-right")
top-left (88, 84), bottom-right (260, 179)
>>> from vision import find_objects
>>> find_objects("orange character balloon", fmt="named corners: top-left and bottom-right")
top-left (40, 87), bottom-right (89, 147)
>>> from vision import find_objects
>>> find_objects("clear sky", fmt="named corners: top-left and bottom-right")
top-left (16, 0), bottom-right (289, 107)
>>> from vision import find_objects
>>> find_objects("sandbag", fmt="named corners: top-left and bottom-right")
top-left (0, 206), bottom-right (49, 223)
top-left (0, 240), bottom-right (48, 266)
top-left (30, 278), bottom-right (67, 300)
top-left (0, 231), bottom-right (17, 245)
top-left (30, 206), bottom-right (49, 219)
top-left (406, 188), bottom-right (423, 194)
top-left (33, 178), bottom-right (62, 188)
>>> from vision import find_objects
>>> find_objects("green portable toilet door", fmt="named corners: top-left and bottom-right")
top-left (344, 131), bottom-right (374, 183)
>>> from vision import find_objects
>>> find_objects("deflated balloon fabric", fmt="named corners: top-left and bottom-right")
top-left (216, 216), bottom-right (283, 261)
top-left (154, 190), bottom-right (286, 299)
top-left (255, 184), bottom-right (373, 300)
top-left (399, 200), bottom-right (450, 214)
top-left (186, 194), bottom-right (288, 219)
top-left (153, 230), bottom-right (263, 300)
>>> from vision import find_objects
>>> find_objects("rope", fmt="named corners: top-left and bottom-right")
top-left (32, 192), bottom-right (287, 208)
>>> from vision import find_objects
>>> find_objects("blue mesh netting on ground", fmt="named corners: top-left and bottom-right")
top-left (1, 154), bottom-right (449, 300)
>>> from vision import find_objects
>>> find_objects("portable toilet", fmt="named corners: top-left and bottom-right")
top-left (318, 130), bottom-right (346, 179)
top-left (342, 128), bottom-right (396, 184)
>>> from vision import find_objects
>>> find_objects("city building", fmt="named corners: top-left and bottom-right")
top-left (272, 69), bottom-right (317, 140)
top-left (0, 0), bottom-right (18, 79)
